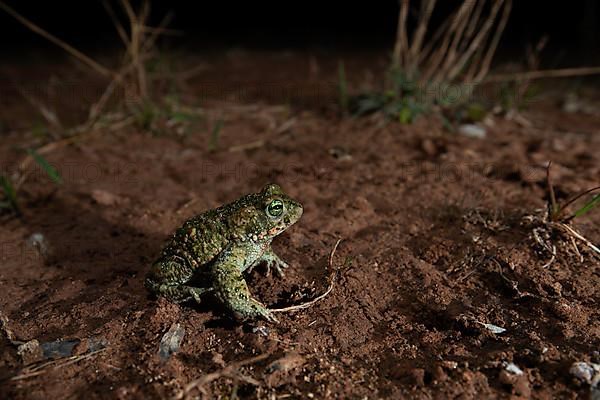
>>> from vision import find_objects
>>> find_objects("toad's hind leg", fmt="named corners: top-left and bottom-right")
top-left (145, 259), bottom-right (213, 303)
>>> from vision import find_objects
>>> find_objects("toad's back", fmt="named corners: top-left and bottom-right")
top-left (149, 209), bottom-right (230, 276)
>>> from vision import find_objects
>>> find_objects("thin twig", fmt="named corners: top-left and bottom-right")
top-left (141, 11), bottom-right (174, 53)
top-left (228, 140), bottom-right (265, 153)
top-left (540, 245), bottom-right (556, 269)
top-left (554, 223), bottom-right (600, 256)
top-left (10, 348), bottom-right (107, 381)
top-left (484, 66), bottom-right (600, 83)
top-left (14, 85), bottom-right (63, 133)
top-left (87, 57), bottom-right (146, 123)
top-left (175, 353), bottom-right (271, 400)
top-left (570, 235), bottom-right (583, 263)
top-left (0, 1), bottom-right (112, 77)
top-left (271, 239), bottom-right (342, 313)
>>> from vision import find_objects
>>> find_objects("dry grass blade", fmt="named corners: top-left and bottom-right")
top-left (120, 0), bottom-right (149, 99)
top-left (460, 0), bottom-right (486, 52)
top-left (446, 0), bottom-right (505, 82)
top-left (392, 0), bottom-right (410, 69)
top-left (417, 16), bottom-right (451, 67)
top-left (14, 134), bottom-right (86, 190)
top-left (271, 239), bottom-right (342, 314)
top-left (434, 0), bottom-right (477, 82)
top-left (408, 0), bottom-right (437, 68)
top-left (484, 66), bottom-right (600, 82)
top-left (396, 0), bottom-right (513, 85)
top-left (0, 1), bottom-right (111, 77)
top-left (10, 348), bottom-right (107, 381)
top-left (175, 353), bottom-right (271, 400)
top-left (102, 0), bottom-right (130, 48)
top-left (2, 0), bottom-right (173, 208)
top-left (474, 0), bottom-right (512, 81)
top-left (421, 0), bottom-right (473, 82)
top-left (14, 85), bottom-right (62, 134)
top-left (87, 57), bottom-right (147, 123)
top-left (554, 223), bottom-right (600, 256)
top-left (228, 139), bottom-right (265, 153)
top-left (142, 11), bottom-right (175, 53)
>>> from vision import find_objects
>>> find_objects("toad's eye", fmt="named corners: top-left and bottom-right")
top-left (266, 199), bottom-right (284, 218)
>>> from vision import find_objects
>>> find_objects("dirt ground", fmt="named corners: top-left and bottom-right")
top-left (0, 51), bottom-right (599, 399)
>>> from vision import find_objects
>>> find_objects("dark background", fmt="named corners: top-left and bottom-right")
top-left (0, 1), bottom-right (599, 64)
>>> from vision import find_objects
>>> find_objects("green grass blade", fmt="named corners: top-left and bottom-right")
top-left (208, 119), bottom-right (223, 152)
top-left (572, 194), bottom-right (600, 220)
top-left (0, 175), bottom-right (19, 213)
top-left (338, 61), bottom-right (348, 113)
top-left (27, 149), bottom-right (62, 184)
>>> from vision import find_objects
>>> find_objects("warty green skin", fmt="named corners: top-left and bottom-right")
top-left (145, 184), bottom-right (303, 322)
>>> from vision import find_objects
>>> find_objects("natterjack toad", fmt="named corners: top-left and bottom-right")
top-left (145, 184), bottom-right (303, 322)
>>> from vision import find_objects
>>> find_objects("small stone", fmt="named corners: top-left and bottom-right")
top-left (570, 362), bottom-right (600, 384)
top-left (500, 363), bottom-right (530, 398)
top-left (86, 336), bottom-right (108, 353)
top-left (91, 189), bottom-right (122, 206)
top-left (458, 124), bottom-right (487, 139)
top-left (504, 362), bottom-right (524, 375)
top-left (252, 325), bottom-right (270, 337)
top-left (329, 146), bottom-right (353, 161)
top-left (482, 323), bottom-right (507, 334)
top-left (421, 138), bottom-right (437, 156)
top-left (265, 352), bottom-right (306, 387)
top-left (26, 233), bottom-right (52, 259)
top-left (562, 93), bottom-right (580, 114)
top-left (442, 360), bottom-right (458, 370)
top-left (267, 352), bottom-right (305, 374)
top-left (41, 339), bottom-right (81, 359)
top-left (499, 369), bottom-right (517, 386)
top-left (159, 323), bottom-right (185, 360)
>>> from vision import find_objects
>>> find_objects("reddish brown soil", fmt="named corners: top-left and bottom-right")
top-left (1, 51), bottom-right (599, 399)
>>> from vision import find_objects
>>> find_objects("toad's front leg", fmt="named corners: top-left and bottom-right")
top-left (245, 247), bottom-right (291, 277)
top-left (212, 245), bottom-right (278, 322)
top-left (259, 248), bottom-right (290, 277)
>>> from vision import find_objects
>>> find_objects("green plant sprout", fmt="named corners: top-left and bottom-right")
top-left (27, 149), bottom-right (62, 185)
top-left (546, 162), bottom-right (600, 223)
top-left (0, 175), bottom-right (19, 214)
top-left (208, 119), bottom-right (224, 153)
top-left (338, 61), bottom-right (348, 114)
top-left (0, 150), bottom-right (62, 215)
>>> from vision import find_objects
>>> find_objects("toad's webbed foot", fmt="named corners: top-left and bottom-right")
top-left (246, 248), bottom-right (290, 277)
